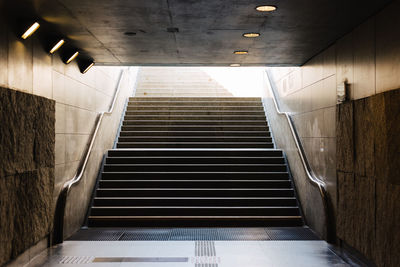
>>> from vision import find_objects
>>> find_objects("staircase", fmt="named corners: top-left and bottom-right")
top-left (88, 97), bottom-right (303, 227)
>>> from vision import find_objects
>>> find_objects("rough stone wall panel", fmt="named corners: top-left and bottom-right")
top-left (0, 87), bottom-right (55, 266)
top-left (336, 88), bottom-right (400, 266)
top-left (336, 102), bottom-right (354, 172)
top-left (383, 90), bottom-right (400, 185)
top-left (375, 181), bottom-right (400, 267)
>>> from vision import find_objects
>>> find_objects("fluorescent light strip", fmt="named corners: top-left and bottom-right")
top-left (83, 62), bottom-right (95, 74)
top-left (21, 22), bottom-right (40, 39)
top-left (66, 51), bottom-right (79, 64)
top-left (50, 39), bottom-right (65, 54)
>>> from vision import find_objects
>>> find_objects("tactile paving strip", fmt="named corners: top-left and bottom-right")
top-left (59, 256), bottom-right (94, 264)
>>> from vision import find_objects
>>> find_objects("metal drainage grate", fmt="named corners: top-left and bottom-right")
top-left (265, 227), bottom-right (320, 240)
top-left (68, 230), bottom-right (124, 241)
top-left (119, 228), bottom-right (171, 240)
top-left (59, 256), bottom-right (94, 264)
top-left (68, 227), bottom-right (320, 241)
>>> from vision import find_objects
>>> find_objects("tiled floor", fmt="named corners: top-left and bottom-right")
top-left (35, 240), bottom-right (349, 266)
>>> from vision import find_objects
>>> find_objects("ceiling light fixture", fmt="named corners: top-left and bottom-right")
top-left (49, 39), bottom-right (65, 54)
top-left (66, 51), bottom-right (79, 64)
top-left (78, 56), bottom-right (95, 74)
top-left (230, 63), bottom-right (241, 67)
top-left (21, 22), bottom-right (40, 39)
top-left (82, 62), bottom-right (94, 74)
top-left (234, 50), bottom-right (248, 55)
top-left (255, 5), bottom-right (277, 12)
top-left (243, 32), bottom-right (260, 38)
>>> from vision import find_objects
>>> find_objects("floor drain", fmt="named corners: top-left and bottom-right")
top-left (59, 256), bottom-right (94, 264)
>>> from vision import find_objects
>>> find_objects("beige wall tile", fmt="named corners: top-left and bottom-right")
top-left (7, 32), bottom-right (33, 93)
top-left (33, 39), bottom-right (53, 99)
top-left (55, 134), bottom-right (66, 165)
top-left (55, 103), bottom-right (66, 134)
top-left (323, 45), bottom-right (336, 78)
top-left (336, 33), bottom-right (354, 95)
top-left (302, 54), bottom-right (323, 88)
top-left (353, 18), bottom-right (376, 99)
top-left (53, 70), bottom-right (65, 103)
top-left (376, 0), bottom-right (400, 93)
top-left (65, 106), bottom-right (97, 134)
top-left (65, 134), bottom-right (89, 163)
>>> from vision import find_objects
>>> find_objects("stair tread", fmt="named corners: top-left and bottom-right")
top-left (99, 180), bottom-right (289, 182)
top-left (94, 197), bottom-right (296, 199)
top-left (89, 215), bottom-right (302, 219)
top-left (91, 206), bottom-right (299, 209)
top-left (97, 188), bottom-right (293, 190)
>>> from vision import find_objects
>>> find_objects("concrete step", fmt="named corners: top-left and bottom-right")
top-left (116, 142), bottom-right (274, 148)
top-left (130, 97), bottom-right (262, 101)
top-left (125, 111), bottom-right (266, 116)
top-left (119, 131), bottom-right (270, 137)
top-left (124, 115), bottom-right (266, 121)
top-left (87, 216), bottom-right (303, 227)
top-left (105, 156), bottom-right (284, 164)
top-left (126, 106), bottom-right (265, 111)
top-left (120, 125), bottom-right (269, 131)
top-left (98, 180), bottom-right (292, 189)
top-left (96, 188), bottom-right (295, 197)
top-left (93, 197), bottom-right (298, 207)
top-left (101, 172), bottom-right (290, 180)
top-left (122, 120), bottom-right (267, 126)
top-left (128, 101), bottom-right (263, 106)
top-left (102, 164), bottom-right (287, 172)
top-left (107, 149), bottom-right (283, 157)
top-left (117, 137), bottom-right (273, 143)
top-left (90, 206), bottom-right (300, 216)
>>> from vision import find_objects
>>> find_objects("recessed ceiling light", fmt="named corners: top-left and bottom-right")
top-left (234, 50), bottom-right (248, 55)
top-left (243, 32), bottom-right (260, 38)
top-left (230, 64), bottom-right (241, 67)
top-left (66, 51), bottom-right (79, 64)
top-left (21, 22), bottom-right (40, 39)
top-left (49, 39), bottom-right (65, 54)
top-left (256, 5), bottom-right (277, 12)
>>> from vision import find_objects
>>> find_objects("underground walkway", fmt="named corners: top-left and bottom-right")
top-left (35, 96), bottom-right (354, 266)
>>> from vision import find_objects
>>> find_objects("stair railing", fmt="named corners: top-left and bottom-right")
top-left (53, 68), bottom-right (126, 244)
top-left (264, 69), bottom-right (335, 243)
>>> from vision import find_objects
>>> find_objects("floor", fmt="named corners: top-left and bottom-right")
top-left (33, 228), bottom-right (351, 267)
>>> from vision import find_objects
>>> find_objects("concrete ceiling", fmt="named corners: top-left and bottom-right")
top-left (3, 0), bottom-right (392, 66)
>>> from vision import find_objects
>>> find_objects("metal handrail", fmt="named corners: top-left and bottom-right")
top-left (53, 68), bottom-right (126, 244)
top-left (265, 69), bottom-right (335, 243)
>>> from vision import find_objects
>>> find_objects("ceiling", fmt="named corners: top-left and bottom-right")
top-left (3, 0), bottom-right (392, 66)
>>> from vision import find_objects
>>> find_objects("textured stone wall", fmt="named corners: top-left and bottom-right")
top-left (0, 87), bottom-right (55, 266)
top-left (336, 89), bottom-right (400, 267)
